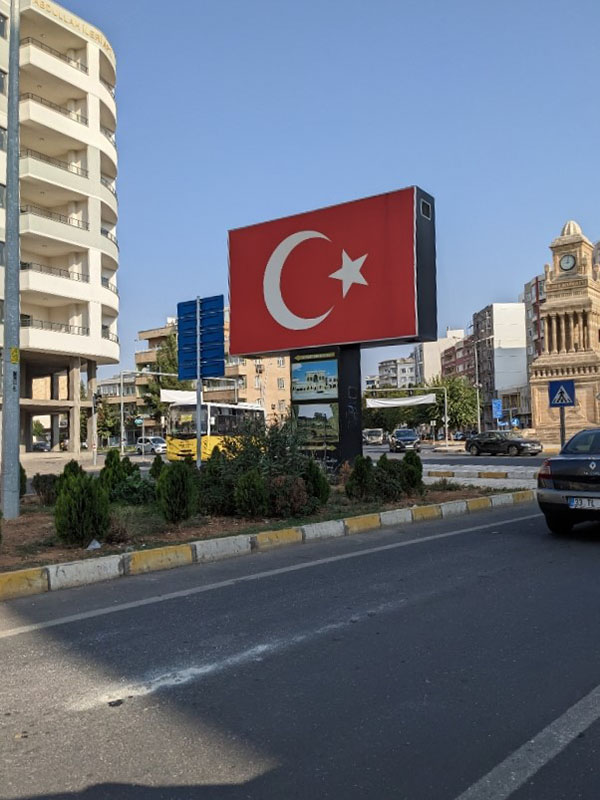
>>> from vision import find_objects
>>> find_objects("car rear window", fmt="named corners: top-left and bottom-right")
top-left (563, 431), bottom-right (600, 454)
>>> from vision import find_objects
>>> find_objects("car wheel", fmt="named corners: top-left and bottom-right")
top-left (544, 512), bottom-right (573, 536)
top-left (507, 445), bottom-right (519, 457)
top-left (469, 445), bottom-right (479, 456)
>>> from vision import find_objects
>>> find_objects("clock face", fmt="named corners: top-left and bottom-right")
top-left (560, 254), bottom-right (576, 271)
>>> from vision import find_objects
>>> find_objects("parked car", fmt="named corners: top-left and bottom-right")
top-left (453, 432), bottom-right (467, 441)
top-left (362, 428), bottom-right (385, 446)
top-left (389, 428), bottom-right (420, 453)
top-left (538, 428), bottom-right (600, 534)
top-left (465, 431), bottom-right (542, 457)
top-left (136, 436), bottom-right (167, 455)
top-left (32, 440), bottom-right (50, 452)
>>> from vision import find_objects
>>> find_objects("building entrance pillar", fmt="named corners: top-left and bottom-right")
top-left (68, 357), bottom-right (81, 455)
top-left (86, 360), bottom-right (97, 449)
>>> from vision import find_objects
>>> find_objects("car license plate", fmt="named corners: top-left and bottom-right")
top-left (568, 497), bottom-right (600, 509)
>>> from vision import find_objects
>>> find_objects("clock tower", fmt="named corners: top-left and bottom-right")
top-left (530, 220), bottom-right (600, 443)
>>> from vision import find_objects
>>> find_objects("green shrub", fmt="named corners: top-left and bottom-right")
top-left (269, 475), bottom-right (311, 517)
top-left (401, 450), bottom-right (423, 494)
top-left (99, 449), bottom-right (129, 501)
top-left (234, 469), bottom-right (267, 517)
top-left (19, 463), bottom-right (26, 497)
top-left (302, 458), bottom-right (330, 506)
top-left (345, 455), bottom-right (375, 501)
top-left (197, 447), bottom-right (235, 516)
top-left (113, 475), bottom-right (156, 505)
top-left (120, 455), bottom-right (140, 478)
top-left (54, 472), bottom-right (110, 546)
top-left (149, 453), bottom-right (165, 482)
top-left (157, 462), bottom-right (198, 524)
top-left (374, 454), bottom-right (404, 502)
top-left (31, 473), bottom-right (60, 506)
top-left (57, 459), bottom-right (85, 498)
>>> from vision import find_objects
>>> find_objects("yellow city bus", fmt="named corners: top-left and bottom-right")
top-left (166, 399), bottom-right (265, 462)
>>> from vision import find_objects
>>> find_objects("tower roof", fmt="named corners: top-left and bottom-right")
top-left (561, 220), bottom-right (582, 237)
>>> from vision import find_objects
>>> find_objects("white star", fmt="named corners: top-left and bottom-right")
top-left (329, 250), bottom-right (368, 298)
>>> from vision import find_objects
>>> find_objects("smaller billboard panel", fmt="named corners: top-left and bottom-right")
top-left (291, 357), bottom-right (338, 402)
top-left (293, 402), bottom-right (340, 450)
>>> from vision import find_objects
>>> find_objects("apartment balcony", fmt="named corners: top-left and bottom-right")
top-left (20, 204), bottom-right (91, 250)
top-left (21, 37), bottom-right (88, 74)
top-left (21, 204), bottom-right (89, 230)
top-left (101, 175), bottom-right (117, 197)
top-left (102, 328), bottom-right (119, 344)
top-left (101, 276), bottom-right (118, 294)
top-left (21, 317), bottom-right (89, 336)
top-left (20, 92), bottom-right (87, 125)
top-left (101, 126), bottom-right (116, 146)
top-left (20, 260), bottom-right (92, 304)
top-left (100, 77), bottom-right (116, 98)
top-left (135, 349), bottom-right (158, 366)
top-left (100, 227), bottom-right (119, 257)
top-left (20, 39), bottom-right (89, 100)
top-left (20, 148), bottom-right (88, 179)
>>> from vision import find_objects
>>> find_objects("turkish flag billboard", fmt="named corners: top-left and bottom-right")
top-left (228, 186), bottom-right (436, 355)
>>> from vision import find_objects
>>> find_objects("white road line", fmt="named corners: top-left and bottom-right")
top-left (0, 513), bottom-right (540, 641)
top-left (454, 682), bottom-right (600, 800)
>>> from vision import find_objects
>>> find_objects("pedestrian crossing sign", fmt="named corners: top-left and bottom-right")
top-left (548, 379), bottom-right (575, 407)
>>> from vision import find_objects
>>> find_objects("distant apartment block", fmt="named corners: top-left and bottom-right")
top-left (413, 329), bottom-right (464, 384)
top-left (378, 356), bottom-right (415, 388)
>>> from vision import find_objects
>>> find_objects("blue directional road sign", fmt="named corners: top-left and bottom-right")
top-left (177, 295), bottom-right (225, 381)
top-left (491, 398), bottom-right (503, 419)
top-left (548, 380), bottom-right (575, 408)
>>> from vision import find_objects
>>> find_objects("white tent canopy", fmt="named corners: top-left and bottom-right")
top-left (366, 394), bottom-right (437, 408)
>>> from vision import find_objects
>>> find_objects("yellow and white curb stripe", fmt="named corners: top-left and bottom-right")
top-left (0, 489), bottom-right (536, 602)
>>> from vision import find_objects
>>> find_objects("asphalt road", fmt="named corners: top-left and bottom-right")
top-left (364, 444), bottom-right (546, 468)
top-left (6, 504), bottom-right (600, 799)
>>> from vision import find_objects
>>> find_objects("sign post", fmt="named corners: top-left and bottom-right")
top-left (177, 296), bottom-right (225, 468)
top-left (548, 379), bottom-right (575, 448)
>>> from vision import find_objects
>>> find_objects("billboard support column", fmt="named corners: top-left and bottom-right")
top-left (196, 296), bottom-right (202, 470)
top-left (338, 344), bottom-right (362, 465)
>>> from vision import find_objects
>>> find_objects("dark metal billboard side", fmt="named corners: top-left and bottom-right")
top-left (415, 187), bottom-right (437, 343)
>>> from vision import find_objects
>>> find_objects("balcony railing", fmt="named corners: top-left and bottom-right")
top-left (20, 93), bottom-right (88, 125)
top-left (20, 147), bottom-right (88, 178)
top-left (101, 228), bottom-right (118, 246)
top-left (21, 205), bottom-right (90, 230)
top-left (20, 261), bottom-right (89, 282)
top-left (20, 318), bottom-right (89, 336)
top-left (100, 77), bottom-right (116, 97)
top-left (20, 37), bottom-right (88, 74)
top-left (100, 176), bottom-right (117, 196)
top-left (101, 276), bottom-right (118, 294)
top-left (102, 329), bottom-right (119, 343)
top-left (101, 126), bottom-right (116, 145)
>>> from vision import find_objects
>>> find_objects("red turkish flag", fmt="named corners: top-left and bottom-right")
top-left (229, 187), bottom-right (432, 355)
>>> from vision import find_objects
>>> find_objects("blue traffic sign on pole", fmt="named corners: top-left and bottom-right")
top-left (492, 399), bottom-right (503, 419)
top-left (177, 295), bottom-right (226, 467)
top-left (548, 380), bottom-right (575, 408)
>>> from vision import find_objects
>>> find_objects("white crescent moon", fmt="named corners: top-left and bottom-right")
top-left (263, 230), bottom-right (334, 330)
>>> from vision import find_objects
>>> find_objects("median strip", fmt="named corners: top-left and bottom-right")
top-left (0, 489), bottom-right (536, 602)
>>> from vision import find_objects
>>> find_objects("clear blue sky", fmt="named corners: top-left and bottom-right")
top-left (68, 0), bottom-right (600, 379)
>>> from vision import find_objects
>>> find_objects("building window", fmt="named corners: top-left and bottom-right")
top-left (0, 70), bottom-right (6, 95)
top-left (277, 357), bottom-right (285, 367)
top-left (0, 14), bottom-right (6, 39)
top-left (278, 400), bottom-right (286, 412)
top-left (0, 241), bottom-right (4, 266)
top-left (0, 126), bottom-right (6, 151)
top-left (0, 184), bottom-right (5, 209)
top-left (277, 378), bottom-right (285, 390)
top-left (254, 375), bottom-right (261, 389)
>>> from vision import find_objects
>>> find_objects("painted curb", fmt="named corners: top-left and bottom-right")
top-left (0, 489), bottom-right (538, 602)
top-left (302, 520), bottom-right (346, 542)
top-left (345, 513), bottom-right (381, 535)
top-left (192, 535), bottom-right (252, 563)
top-left (440, 500), bottom-right (468, 518)
top-left (253, 528), bottom-right (302, 551)
top-left (125, 544), bottom-right (194, 575)
top-left (0, 567), bottom-right (48, 601)
top-left (47, 555), bottom-right (123, 591)
top-left (425, 469), bottom-right (537, 481)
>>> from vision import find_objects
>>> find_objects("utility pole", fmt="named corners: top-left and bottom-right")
top-left (1, 0), bottom-right (21, 519)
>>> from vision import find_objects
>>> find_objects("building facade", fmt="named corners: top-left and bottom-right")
top-left (413, 329), bottom-right (464, 385)
top-left (377, 356), bottom-right (415, 388)
top-left (530, 221), bottom-right (600, 442)
top-left (0, 0), bottom-right (118, 453)
top-left (441, 335), bottom-right (476, 381)
top-left (472, 303), bottom-right (527, 429)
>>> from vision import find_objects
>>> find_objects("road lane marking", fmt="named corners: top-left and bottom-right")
top-left (0, 513), bottom-right (540, 641)
top-left (454, 681), bottom-right (600, 800)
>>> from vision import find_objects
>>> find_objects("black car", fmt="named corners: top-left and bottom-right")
top-left (32, 441), bottom-right (50, 452)
top-left (465, 431), bottom-right (542, 457)
top-left (538, 428), bottom-right (600, 534)
top-left (389, 428), bottom-right (420, 453)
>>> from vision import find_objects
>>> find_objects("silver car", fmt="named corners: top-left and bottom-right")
top-left (537, 428), bottom-right (600, 534)
top-left (136, 436), bottom-right (166, 455)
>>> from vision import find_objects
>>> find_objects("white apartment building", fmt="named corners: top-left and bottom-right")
top-left (413, 328), bottom-right (464, 384)
top-left (472, 303), bottom-right (527, 428)
top-left (378, 356), bottom-right (415, 388)
top-left (0, 0), bottom-right (118, 453)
